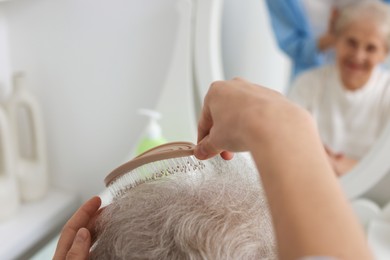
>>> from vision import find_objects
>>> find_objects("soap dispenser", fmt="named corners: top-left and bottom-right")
top-left (0, 105), bottom-right (19, 221)
top-left (7, 72), bottom-right (48, 202)
top-left (135, 109), bottom-right (167, 155)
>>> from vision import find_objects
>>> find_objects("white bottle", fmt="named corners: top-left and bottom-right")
top-left (0, 105), bottom-right (20, 221)
top-left (7, 73), bottom-right (48, 202)
top-left (0, 4), bottom-right (20, 220)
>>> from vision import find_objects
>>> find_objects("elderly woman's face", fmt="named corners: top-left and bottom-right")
top-left (335, 19), bottom-right (388, 90)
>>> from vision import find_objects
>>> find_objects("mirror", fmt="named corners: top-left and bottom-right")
top-left (341, 120), bottom-right (390, 204)
top-left (3, 0), bottom-right (390, 205)
top-left (251, 0), bottom-right (390, 204)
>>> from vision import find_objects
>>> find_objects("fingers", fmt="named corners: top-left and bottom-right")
top-left (194, 135), bottom-right (220, 160)
top-left (195, 135), bottom-right (234, 161)
top-left (196, 79), bottom-right (241, 161)
top-left (197, 100), bottom-right (212, 144)
top-left (324, 145), bottom-right (344, 160)
top-left (87, 207), bottom-right (106, 244)
top-left (196, 84), bottom-right (218, 160)
top-left (326, 155), bottom-right (340, 177)
top-left (324, 145), bottom-right (333, 157)
top-left (328, 7), bottom-right (339, 33)
top-left (54, 196), bottom-right (101, 260)
top-left (220, 151), bottom-right (234, 160)
top-left (65, 228), bottom-right (91, 260)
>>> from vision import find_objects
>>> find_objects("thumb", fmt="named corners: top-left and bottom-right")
top-left (194, 135), bottom-right (221, 160)
top-left (66, 228), bottom-right (91, 260)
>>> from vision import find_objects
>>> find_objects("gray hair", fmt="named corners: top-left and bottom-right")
top-left (334, 0), bottom-right (390, 49)
top-left (90, 153), bottom-right (276, 259)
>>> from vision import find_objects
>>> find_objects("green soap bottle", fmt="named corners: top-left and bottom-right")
top-left (136, 109), bottom-right (167, 155)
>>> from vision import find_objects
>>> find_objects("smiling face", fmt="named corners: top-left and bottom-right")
top-left (335, 19), bottom-right (388, 90)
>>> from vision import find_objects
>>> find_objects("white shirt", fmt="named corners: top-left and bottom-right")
top-left (288, 65), bottom-right (390, 160)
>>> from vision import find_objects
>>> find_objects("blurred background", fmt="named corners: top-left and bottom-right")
top-left (0, 1), bottom-right (290, 258)
top-left (4, 0), bottom-right (289, 201)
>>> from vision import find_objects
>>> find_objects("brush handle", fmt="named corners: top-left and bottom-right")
top-left (105, 141), bottom-right (195, 186)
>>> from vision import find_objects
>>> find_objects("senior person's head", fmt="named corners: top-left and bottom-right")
top-left (89, 153), bottom-right (276, 259)
top-left (333, 0), bottom-right (390, 90)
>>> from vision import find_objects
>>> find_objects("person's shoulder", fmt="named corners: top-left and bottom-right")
top-left (290, 65), bottom-right (330, 92)
top-left (374, 67), bottom-right (390, 95)
top-left (376, 67), bottom-right (390, 118)
top-left (372, 67), bottom-right (390, 90)
top-left (294, 66), bottom-right (329, 83)
top-left (377, 66), bottom-right (390, 81)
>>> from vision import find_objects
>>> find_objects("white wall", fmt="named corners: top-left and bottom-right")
top-left (3, 0), bottom-right (290, 200)
top-left (4, 0), bottom-right (178, 200)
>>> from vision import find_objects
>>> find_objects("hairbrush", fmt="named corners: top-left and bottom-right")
top-left (104, 141), bottom-right (206, 198)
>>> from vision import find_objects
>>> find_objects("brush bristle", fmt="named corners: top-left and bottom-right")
top-left (108, 155), bottom-right (206, 198)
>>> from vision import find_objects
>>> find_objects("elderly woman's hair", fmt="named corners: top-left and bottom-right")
top-left (90, 154), bottom-right (276, 260)
top-left (334, 0), bottom-right (390, 49)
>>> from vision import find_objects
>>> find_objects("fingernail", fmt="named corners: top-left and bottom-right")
top-left (75, 228), bottom-right (88, 242)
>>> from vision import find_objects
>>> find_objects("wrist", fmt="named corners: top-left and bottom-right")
top-left (243, 102), bottom-right (316, 153)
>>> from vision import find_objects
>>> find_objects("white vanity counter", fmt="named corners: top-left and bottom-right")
top-left (0, 189), bottom-right (79, 260)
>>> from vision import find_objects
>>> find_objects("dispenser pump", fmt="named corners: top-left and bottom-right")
top-left (136, 109), bottom-right (167, 155)
top-left (139, 109), bottom-right (162, 139)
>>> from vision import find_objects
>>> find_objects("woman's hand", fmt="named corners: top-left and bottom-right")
top-left (195, 78), bottom-right (270, 159)
top-left (194, 77), bottom-right (312, 160)
top-left (317, 7), bottom-right (338, 51)
top-left (330, 155), bottom-right (358, 177)
top-left (194, 77), bottom-right (372, 259)
top-left (53, 196), bottom-right (102, 260)
top-left (325, 146), bottom-right (358, 176)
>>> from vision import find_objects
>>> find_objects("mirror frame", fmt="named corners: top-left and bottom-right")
top-left (341, 120), bottom-right (390, 199)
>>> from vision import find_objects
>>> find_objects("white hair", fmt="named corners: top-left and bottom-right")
top-left (334, 0), bottom-right (390, 49)
top-left (90, 153), bottom-right (276, 259)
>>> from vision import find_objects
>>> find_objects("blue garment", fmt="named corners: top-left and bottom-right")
top-left (265, 0), bottom-right (390, 79)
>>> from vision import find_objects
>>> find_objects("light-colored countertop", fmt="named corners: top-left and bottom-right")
top-left (0, 188), bottom-right (79, 260)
